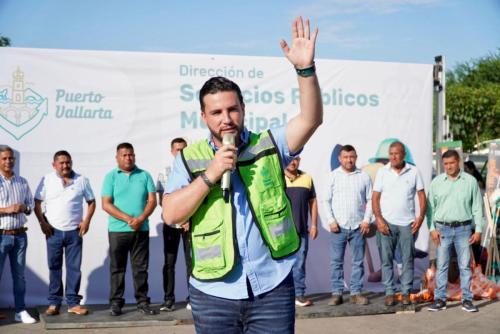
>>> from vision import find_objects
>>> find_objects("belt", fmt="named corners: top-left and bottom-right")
top-left (435, 220), bottom-right (471, 227)
top-left (0, 227), bottom-right (28, 235)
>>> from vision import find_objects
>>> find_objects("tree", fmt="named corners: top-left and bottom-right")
top-left (0, 35), bottom-right (11, 46)
top-left (446, 51), bottom-right (500, 152)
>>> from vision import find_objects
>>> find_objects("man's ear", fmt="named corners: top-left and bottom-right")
top-left (200, 110), bottom-right (207, 125)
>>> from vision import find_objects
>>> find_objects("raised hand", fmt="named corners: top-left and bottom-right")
top-left (280, 16), bottom-right (318, 69)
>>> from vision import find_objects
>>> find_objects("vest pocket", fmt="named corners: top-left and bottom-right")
top-left (261, 201), bottom-right (294, 252)
top-left (193, 222), bottom-right (225, 271)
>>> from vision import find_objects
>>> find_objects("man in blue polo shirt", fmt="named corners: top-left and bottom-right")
top-left (101, 142), bottom-right (157, 316)
top-left (162, 17), bottom-right (322, 334)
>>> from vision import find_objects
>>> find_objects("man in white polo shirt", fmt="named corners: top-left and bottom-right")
top-left (34, 150), bottom-right (96, 316)
top-left (372, 141), bottom-right (426, 306)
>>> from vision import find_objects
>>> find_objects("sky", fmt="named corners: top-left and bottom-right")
top-left (0, 0), bottom-right (499, 70)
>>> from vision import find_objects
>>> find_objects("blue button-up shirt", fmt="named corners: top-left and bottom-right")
top-left (166, 127), bottom-right (297, 299)
top-left (322, 167), bottom-right (373, 229)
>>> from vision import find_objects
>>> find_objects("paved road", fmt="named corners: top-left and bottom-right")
top-left (0, 299), bottom-right (498, 333)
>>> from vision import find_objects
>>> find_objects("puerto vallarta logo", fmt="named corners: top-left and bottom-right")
top-left (0, 67), bottom-right (48, 140)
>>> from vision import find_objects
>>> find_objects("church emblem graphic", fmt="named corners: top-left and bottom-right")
top-left (0, 67), bottom-right (48, 140)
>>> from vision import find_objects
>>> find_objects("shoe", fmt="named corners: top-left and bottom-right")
top-left (14, 310), bottom-right (36, 324)
top-left (461, 300), bottom-right (478, 313)
top-left (401, 295), bottom-right (411, 306)
top-left (328, 294), bottom-right (343, 306)
top-left (295, 296), bottom-right (313, 307)
top-left (385, 295), bottom-right (396, 306)
top-left (427, 299), bottom-right (447, 311)
top-left (110, 304), bottom-right (122, 316)
top-left (68, 305), bottom-right (89, 315)
top-left (350, 294), bottom-right (368, 305)
top-left (137, 304), bottom-right (158, 315)
top-left (186, 302), bottom-right (192, 311)
top-left (45, 305), bottom-right (60, 316)
top-left (160, 300), bottom-right (175, 312)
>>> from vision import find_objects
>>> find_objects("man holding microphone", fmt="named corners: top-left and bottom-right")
top-left (162, 16), bottom-right (322, 334)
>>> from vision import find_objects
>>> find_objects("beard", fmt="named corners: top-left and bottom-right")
top-left (207, 123), bottom-right (244, 147)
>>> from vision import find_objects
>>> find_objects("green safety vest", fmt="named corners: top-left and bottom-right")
top-left (181, 130), bottom-right (300, 281)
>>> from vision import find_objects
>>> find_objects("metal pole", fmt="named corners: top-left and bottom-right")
top-left (434, 55), bottom-right (447, 174)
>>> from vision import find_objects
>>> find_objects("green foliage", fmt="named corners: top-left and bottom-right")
top-left (0, 35), bottom-right (10, 47)
top-left (446, 50), bottom-right (500, 151)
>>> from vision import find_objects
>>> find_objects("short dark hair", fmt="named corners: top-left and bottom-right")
top-left (0, 145), bottom-right (13, 154)
top-left (339, 144), bottom-right (356, 155)
top-left (53, 150), bottom-right (71, 161)
top-left (170, 137), bottom-right (187, 148)
top-left (117, 142), bottom-right (134, 151)
top-left (442, 149), bottom-right (460, 160)
top-left (389, 141), bottom-right (405, 152)
top-left (199, 77), bottom-right (244, 111)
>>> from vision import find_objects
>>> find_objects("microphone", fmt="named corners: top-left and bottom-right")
top-left (221, 133), bottom-right (235, 202)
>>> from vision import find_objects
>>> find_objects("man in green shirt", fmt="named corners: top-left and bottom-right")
top-left (427, 149), bottom-right (484, 313)
top-left (101, 142), bottom-right (157, 316)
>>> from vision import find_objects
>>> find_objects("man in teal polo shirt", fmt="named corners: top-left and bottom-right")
top-left (427, 149), bottom-right (484, 313)
top-left (102, 142), bottom-right (157, 316)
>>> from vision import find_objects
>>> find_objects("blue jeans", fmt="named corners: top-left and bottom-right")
top-left (377, 223), bottom-right (415, 295)
top-left (47, 228), bottom-right (83, 307)
top-left (292, 234), bottom-right (308, 297)
top-left (435, 224), bottom-right (473, 302)
top-left (189, 273), bottom-right (295, 334)
top-left (329, 227), bottom-right (365, 295)
top-left (0, 232), bottom-right (27, 312)
top-left (394, 232), bottom-right (418, 265)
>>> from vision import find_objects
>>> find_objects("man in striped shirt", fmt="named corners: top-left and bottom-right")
top-left (0, 145), bottom-right (36, 324)
top-left (323, 144), bottom-right (373, 306)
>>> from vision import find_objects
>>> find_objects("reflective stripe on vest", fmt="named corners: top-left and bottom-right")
top-left (181, 130), bottom-right (300, 281)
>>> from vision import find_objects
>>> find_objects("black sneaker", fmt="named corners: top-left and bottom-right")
top-left (137, 304), bottom-right (158, 315)
top-left (427, 299), bottom-right (447, 312)
top-left (160, 300), bottom-right (175, 312)
top-left (461, 300), bottom-right (478, 313)
top-left (110, 304), bottom-right (122, 316)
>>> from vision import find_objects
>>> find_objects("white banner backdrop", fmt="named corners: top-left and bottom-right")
top-left (0, 47), bottom-right (433, 307)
